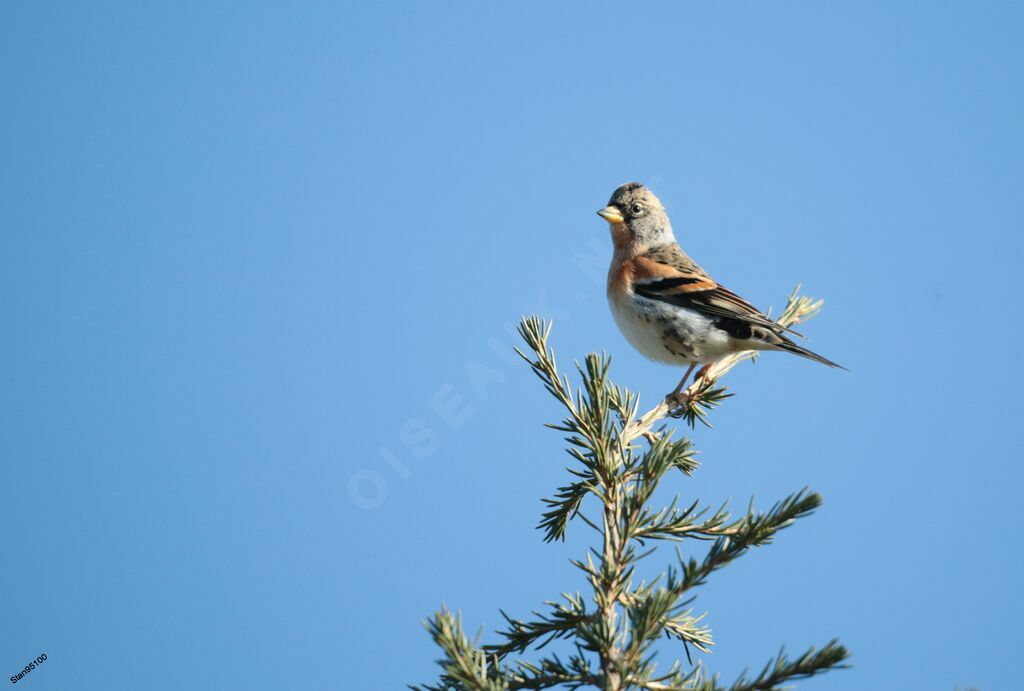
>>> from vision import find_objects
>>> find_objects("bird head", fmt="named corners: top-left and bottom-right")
top-left (597, 182), bottom-right (675, 252)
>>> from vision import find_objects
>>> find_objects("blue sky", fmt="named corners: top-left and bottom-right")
top-left (2, 2), bottom-right (1022, 689)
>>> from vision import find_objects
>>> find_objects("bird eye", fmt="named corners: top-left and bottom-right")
top-left (630, 203), bottom-right (644, 215)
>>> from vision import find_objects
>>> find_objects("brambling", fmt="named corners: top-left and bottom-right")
top-left (598, 182), bottom-right (843, 402)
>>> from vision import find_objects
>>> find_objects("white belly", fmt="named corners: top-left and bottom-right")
top-left (608, 291), bottom-right (734, 365)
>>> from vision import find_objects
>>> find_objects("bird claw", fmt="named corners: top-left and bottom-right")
top-left (665, 391), bottom-right (693, 418)
top-left (641, 430), bottom-right (661, 445)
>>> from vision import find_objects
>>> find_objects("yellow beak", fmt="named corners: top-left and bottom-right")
top-left (597, 206), bottom-right (624, 224)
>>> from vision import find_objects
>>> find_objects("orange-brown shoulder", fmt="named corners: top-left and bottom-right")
top-left (632, 248), bottom-right (717, 294)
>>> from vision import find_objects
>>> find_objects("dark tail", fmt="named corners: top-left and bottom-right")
top-left (775, 336), bottom-right (847, 370)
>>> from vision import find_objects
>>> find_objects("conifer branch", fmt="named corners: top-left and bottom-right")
top-left (488, 594), bottom-right (592, 658)
top-left (724, 640), bottom-right (849, 691)
top-left (667, 490), bottom-right (823, 596)
top-left (664, 640), bottom-right (849, 691)
top-left (413, 607), bottom-right (508, 691)
top-left (416, 289), bottom-right (847, 690)
top-left (507, 654), bottom-right (599, 689)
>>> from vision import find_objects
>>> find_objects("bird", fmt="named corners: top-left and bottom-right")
top-left (597, 182), bottom-right (843, 403)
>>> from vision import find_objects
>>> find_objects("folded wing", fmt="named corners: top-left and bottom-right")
top-left (630, 248), bottom-right (804, 338)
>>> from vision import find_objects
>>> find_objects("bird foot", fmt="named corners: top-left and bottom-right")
top-left (666, 390), bottom-right (694, 417)
top-left (642, 430), bottom-right (661, 445)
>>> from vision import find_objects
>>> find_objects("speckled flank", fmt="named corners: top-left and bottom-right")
top-left (608, 290), bottom-right (734, 366)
